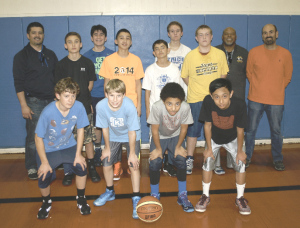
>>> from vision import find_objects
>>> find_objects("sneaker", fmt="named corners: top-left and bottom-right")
top-left (93, 189), bottom-right (115, 206)
top-left (127, 167), bottom-right (131, 175)
top-left (274, 160), bottom-right (285, 171)
top-left (186, 157), bottom-right (194, 175)
top-left (163, 164), bottom-right (176, 177)
top-left (94, 147), bottom-right (102, 167)
top-left (37, 199), bottom-right (52, 219)
top-left (214, 166), bottom-right (225, 175)
top-left (62, 174), bottom-right (73, 186)
top-left (150, 193), bottom-right (161, 200)
top-left (113, 162), bottom-right (123, 180)
top-left (89, 164), bottom-right (101, 182)
top-left (76, 196), bottom-right (91, 215)
top-left (195, 194), bottom-right (210, 212)
top-left (235, 197), bottom-right (251, 215)
top-left (132, 196), bottom-right (141, 219)
top-left (28, 168), bottom-right (38, 180)
top-left (245, 159), bottom-right (251, 168)
top-left (177, 191), bottom-right (194, 212)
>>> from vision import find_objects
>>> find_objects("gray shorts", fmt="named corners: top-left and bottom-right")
top-left (202, 138), bottom-right (245, 173)
top-left (102, 140), bottom-right (141, 166)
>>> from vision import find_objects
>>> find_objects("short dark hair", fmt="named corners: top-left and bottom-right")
top-left (91, 25), bottom-right (107, 37)
top-left (152, 39), bottom-right (168, 51)
top-left (27, 22), bottom-right (44, 34)
top-left (54, 77), bottom-right (80, 95)
top-left (160, 83), bottom-right (185, 102)
top-left (65, 32), bottom-right (81, 43)
top-left (195, 24), bottom-right (212, 36)
top-left (167, 21), bottom-right (183, 33)
top-left (116, 28), bottom-right (132, 40)
top-left (209, 78), bottom-right (232, 94)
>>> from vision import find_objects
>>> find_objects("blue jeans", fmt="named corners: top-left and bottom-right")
top-left (245, 100), bottom-right (284, 162)
top-left (25, 97), bottom-right (52, 170)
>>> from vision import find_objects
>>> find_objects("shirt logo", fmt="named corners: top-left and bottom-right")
top-left (110, 117), bottom-right (124, 127)
top-left (237, 56), bottom-right (243, 63)
top-left (81, 68), bottom-right (86, 71)
top-left (156, 75), bottom-right (170, 89)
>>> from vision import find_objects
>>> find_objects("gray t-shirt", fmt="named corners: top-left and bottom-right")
top-left (147, 99), bottom-right (193, 139)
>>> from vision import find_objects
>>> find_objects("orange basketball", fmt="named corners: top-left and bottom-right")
top-left (136, 196), bottom-right (163, 222)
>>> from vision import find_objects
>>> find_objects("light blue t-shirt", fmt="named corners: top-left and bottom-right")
top-left (35, 101), bottom-right (89, 153)
top-left (83, 47), bottom-right (114, 98)
top-left (96, 97), bottom-right (140, 142)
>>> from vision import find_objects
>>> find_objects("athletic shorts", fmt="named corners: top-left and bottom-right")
top-left (187, 101), bottom-right (204, 137)
top-left (92, 97), bottom-right (105, 126)
top-left (73, 113), bottom-right (96, 144)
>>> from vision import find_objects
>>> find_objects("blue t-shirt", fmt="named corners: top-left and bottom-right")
top-left (35, 101), bottom-right (89, 153)
top-left (83, 47), bottom-right (114, 98)
top-left (96, 97), bottom-right (140, 142)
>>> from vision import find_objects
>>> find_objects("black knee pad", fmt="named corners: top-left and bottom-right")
top-left (150, 170), bottom-right (160, 185)
top-left (174, 155), bottom-right (186, 170)
top-left (176, 168), bottom-right (186, 182)
top-left (149, 157), bottom-right (163, 171)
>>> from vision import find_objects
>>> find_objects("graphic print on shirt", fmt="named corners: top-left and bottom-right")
top-left (156, 74), bottom-right (171, 89)
top-left (168, 56), bottom-right (184, 71)
top-left (95, 56), bottom-right (106, 79)
top-left (162, 115), bottom-right (181, 130)
top-left (110, 117), bottom-right (124, 127)
top-left (196, 63), bottom-right (218, 76)
top-left (114, 66), bottom-right (134, 76)
top-left (212, 111), bottom-right (234, 129)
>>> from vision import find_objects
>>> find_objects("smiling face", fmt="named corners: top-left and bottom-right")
top-left (262, 24), bottom-right (278, 46)
top-left (222, 27), bottom-right (236, 46)
top-left (196, 28), bottom-right (213, 48)
top-left (91, 29), bottom-right (107, 47)
top-left (163, 97), bottom-right (182, 116)
top-left (27, 27), bottom-right (44, 47)
top-left (106, 90), bottom-right (125, 111)
top-left (56, 91), bottom-right (76, 111)
top-left (211, 87), bottom-right (233, 110)
top-left (64, 35), bottom-right (82, 54)
top-left (115, 32), bottom-right (132, 51)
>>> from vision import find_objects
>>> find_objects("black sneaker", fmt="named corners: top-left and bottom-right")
top-left (164, 164), bottom-right (176, 177)
top-left (274, 161), bottom-right (285, 171)
top-left (245, 159), bottom-right (251, 168)
top-left (37, 199), bottom-right (52, 219)
top-left (76, 196), bottom-right (91, 215)
top-left (94, 147), bottom-right (102, 167)
top-left (62, 174), bottom-right (73, 186)
top-left (28, 168), bottom-right (38, 180)
top-left (89, 164), bottom-right (101, 182)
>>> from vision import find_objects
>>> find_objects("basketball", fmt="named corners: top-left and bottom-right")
top-left (136, 196), bottom-right (163, 222)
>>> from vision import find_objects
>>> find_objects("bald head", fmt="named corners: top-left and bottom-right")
top-left (222, 27), bottom-right (237, 47)
top-left (262, 24), bottom-right (277, 35)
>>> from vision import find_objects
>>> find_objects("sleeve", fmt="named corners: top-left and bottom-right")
top-left (181, 103), bottom-right (194, 125)
top-left (246, 49), bottom-right (254, 83)
top-left (147, 102), bottom-right (161, 125)
top-left (95, 101), bottom-right (109, 129)
top-left (181, 53), bottom-right (190, 79)
top-left (98, 57), bottom-right (111, 79)
top-left (126, 100), bottom-right (140, 131)
top-left (142, 66), bottom-right (152, 90)
top-left (220, 51), bottom-right (229, 76)
top-left (54, 61), bottom-right (64, 84)
top-left (13, 51), bottom-right (27, 93)
top-left (236, 100), bottom-right (247, 129)
top-left (76, 103), bottom-right (89, 129)
top-left (199, 96), bottom-right (212, 122)
top-left (87, 58), bottom-right (97, 81)
top-left (135, 57), bottom-right (145, 80)
top-left (284, 50), bottom-right (293, 87)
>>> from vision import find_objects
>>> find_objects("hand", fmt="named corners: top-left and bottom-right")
top-left (21, 105), bottom-right (34, 120)
top-left (149, 148), bottom-right (163, 160)
top-left (128, 153), bottom-right (140, 170)
top-left (203, 148), bottom-right (215, 163)
top-left (101, 147), bottom-right (111, 162)
top-left (236, 150), bottom-right (247, 165)
top-left (38, 163), bottom-right (52, 181)
top-left (73, 154), bottom-right (87, 171)
top-left (174, 146), bottom-right (187, 158)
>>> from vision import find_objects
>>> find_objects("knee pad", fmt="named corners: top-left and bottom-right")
top-left (149, 157), bottom-right (163, 171)
top-left (38, 171), bottom-right (56, 188)
top-left (72, 163), bottom-right (87, 176)
top-left (174, 155), bottom-right (186, 170)
top-left (176, 168), bottom-right (186, 182)
top-left (150, 170), bottom-right (160, 185)
top-left (202, 157), bottom-right (216, 172)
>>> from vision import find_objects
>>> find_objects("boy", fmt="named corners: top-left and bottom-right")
top-left (147, 82), bottom-right (194, 212)
top-left (196, 78), bottom-right (251, 215)
top-left (143, 39), bottom-right (181, 177)
top-left (181, 25), bottom-right (228, 175)
top-left (55, 32), bottom-right (101, 184)
top-left (35, 77), bottom-right (91, 219)
top-left (93, 79), bottom-right (141, 219)
top-left (99, 29), bottom-right (144, 180)
top-left (83, 25), bottom-right (114, 167)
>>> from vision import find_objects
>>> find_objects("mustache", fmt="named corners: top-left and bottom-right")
top-left (266, 37), bottom-right (273, 39)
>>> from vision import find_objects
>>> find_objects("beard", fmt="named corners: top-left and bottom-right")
top-left (263, 37), bottom-right (275, 45)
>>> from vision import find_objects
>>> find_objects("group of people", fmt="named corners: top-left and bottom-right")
top-left (12, 20), bottom-right (293, 220)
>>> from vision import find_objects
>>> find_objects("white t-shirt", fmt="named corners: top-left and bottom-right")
top-left (142, 62), bottom-right (181, 110)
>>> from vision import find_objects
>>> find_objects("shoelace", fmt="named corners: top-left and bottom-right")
top-left (186, 159), bottom-right (193, 168)
top-left (199, 195), bottom-right (208, 205)
top-left (238, 197), bottom-right (248, 208)
top-left (180, 193), bottom-right (190, 206)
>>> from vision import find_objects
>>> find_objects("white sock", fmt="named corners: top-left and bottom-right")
top-left (202, 181), bottom-right (211, 196)
top-left (236, 183), bottom-right (246, 199)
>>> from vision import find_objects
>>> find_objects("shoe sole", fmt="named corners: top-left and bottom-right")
top-left (214, 171), bottom-right (225, 175)
top-left (177, 201), bottom-right (194, 212)
top-left (93, 197), bottom-right (115, 206)
top-left (29, 176), bottom-right (38, 180)
top-left (186, 171), bottom-right (192, 175)
top-left (235, 203), bottom-right (251, 215)
top-left (195, 201), bottom-right (210, 212)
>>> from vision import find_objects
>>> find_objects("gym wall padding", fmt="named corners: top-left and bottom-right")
top-left (0, 15), bottom-right (299, 148)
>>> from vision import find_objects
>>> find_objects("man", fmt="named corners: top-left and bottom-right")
top-left (245, 24), bottom-right (293, 171)
top-left (181, 25), bottom-right (228, 174)
top-left (214, 27), bottom-right (248, 175)
top-left (13, 22), bottom-right (58, 179)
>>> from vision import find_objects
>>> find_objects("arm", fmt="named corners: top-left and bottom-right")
top-left (149, 124), bottom-right (163, 160)
top-left (73, 127), bottom-right (87, 170)
top-left (17, 91), bottom-right (34, 119)
top-left (174, 124), bottom-right (188, 158)
top-left (236, 127), bottom-right (246, 164)
top-left (88, 81), bottom-right (94, 92)
top-left (284, 52), bottom-right (293, 88)
top-left (182, 77), bottom-right (189, 86)
top-left (203, 121), bottom-right (214, 162)
top-left (127, 130), bottom-right (139, 170)
top-left (35, 134), bottom-right (52, 181)
top-left (136, 79), bottom-right (142, 117)
top-left (145, 90), bottom-right (151, 119)
top-left (101, 127), bottom-right (111, 162)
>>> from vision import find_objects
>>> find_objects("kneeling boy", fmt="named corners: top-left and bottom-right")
top-left (93, 79), bottom-right (141, 219)
top-left (147, 82), bottom-right (194, 212)
top-left (196, 78), bottom-right (251, 215)
top-left (35, 78), bottom-right (91, 219)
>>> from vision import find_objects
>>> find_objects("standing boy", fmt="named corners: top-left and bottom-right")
top-left (93, 79), bottom-right (141, 219)
top-left (181, 25), bottom-right (228, 174)
top-left (143, 39), bottom-right (181, 177)
top-left (35, 78), bottom-right (91, 219)
top-left (147, 82), bottom-right (194, 212)
top-left (99, 29), bottom-right (144, 180)
top-left (55, 32), bottom-right (100, 184)
top-left (196, 78), bottom-right (251, 215)
top-left (83, 25), bottom-right (114, 166)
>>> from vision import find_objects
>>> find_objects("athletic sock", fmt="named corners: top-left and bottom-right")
top-left (107, 185), bottom-right (114, 191)
top-left (77, 188), bottom-right (85, 197)
top-left (42, 194), bottom-right (51, 203)
top-left (202, 181), bottom-right (211, 196)
top-left (132, 192), bottom-right (140, 197)
top-left (150, 184), bottom-right (159, 195)
top-left (178, 180), bottom-right (187, 193)
top-left (236, 183), bottom-right (245, 198)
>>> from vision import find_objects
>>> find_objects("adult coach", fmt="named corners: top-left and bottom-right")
top-left (245, 24), bottom-right (293, 171)
top-left (13, 22), bottom-right (58, 179)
